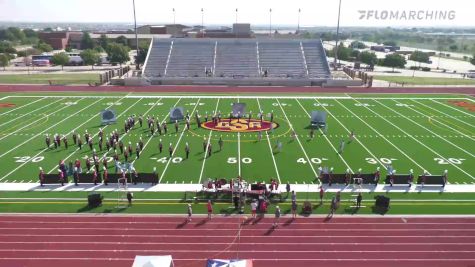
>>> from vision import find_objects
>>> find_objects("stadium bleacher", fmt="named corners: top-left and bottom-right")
top-left (143, 38), bottom-right (331, 81)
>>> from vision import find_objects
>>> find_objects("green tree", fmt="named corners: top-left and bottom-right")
top-left (98, 34), bottom-right (109, 49)
top-left (51, 52), bottom-right (69, 70)
top-left (382, 53), bottom-right (406, 72)
top-left (35, 41), bottom-right (53, 52)
top-left (0, 54), bottom-right (10, 70)
top-left (135, 44), bottom-right (149, 65)
top-left (115, 35), bottom-right (128, 47)
top-left (106, 43), bottom-right (130, 66)
top-left (80, 32), bottom-right (95, 50)
top-left (23, 28), bottom-right (37, 38)
top-left (80, 49), bottom-right (100, 69)
top-left (350, 40), bottom-right (366, 49)
top-left (449, 44), bottom-right (458, 51)
top-left (409, 51), bottom-right (430, 64)
top-left (383, 40), bottom-right (397, 47)
top-left (359, 51), bottom-right (378, 66)
top-left (471, 55), bottom-right (475, 66)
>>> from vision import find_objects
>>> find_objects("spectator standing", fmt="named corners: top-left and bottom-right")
top-left (273, 205), bottom-right (281, 227)
top-left (207, 200), bottom-right (213, 220)
top-left (187, 204), bottom-right (193, 222)
top-left (251, 200), bottom-right (258, 218)
top-left (291, 190), bottom-right (296, 202)
top-left (356, 193), bottom-right (362, 208)
top-left (291, 201), bottom-right (297, 218)
top-left (319, 186), bottom-right (324, 205)
top-left (127, 192), bottom-right (133, 205)
top-left (286, 182), bottom-right (290, 196)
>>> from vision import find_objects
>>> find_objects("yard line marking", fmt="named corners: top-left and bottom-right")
top-left (334, 99), bottom-right (428, 173)
top-left (314, 98), bottom-right (386, 171)
top-left (0, 98), bottom-right (72, 142)
top-left (198, 98), bottom-right (220, 184)
top-left (49, 97), bottom-right (145, 174)
top-left (0, 98), bottom-right (104, 181)
top-left (0, 98), bottom-right (64, 128)
top-left (0, 97), bottom-right (87, 159)
top-left (276, 98), bottom-right (318, 177)
top-left (0, 97), bottom-right (45, 116)
top-left (0, 96), bottom-right (9, 101)
top-left (257, 98), bottom-right (281, 183)
top-left (383, 99), bottom-right (475, 158)
top-left (412, 99), bottom-right (475, 130)
top-left (159, 98), bottom-right (201, 183)
top-left (431, 99), bottom-right (475, 118)
top-left (130, 98), bottom-right (182, 167)
top-left (295, 99), bottom-right (353, 174)
top-left (354, 98), bottom-right (474, 180)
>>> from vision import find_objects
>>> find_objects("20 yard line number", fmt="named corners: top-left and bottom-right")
top-left (14, 156), bottom-right (44, 163)
top-left (435, 158), bottom-right (465, 165)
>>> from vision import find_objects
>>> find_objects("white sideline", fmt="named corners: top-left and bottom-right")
top-left (256, 98), bottom-right (281, 183)
top-left (334, 99), bottom-right (428, 173)
top-left (295, 98), bottom-right (353, 173)
top-left (276, 98), bottom-right (318, 177)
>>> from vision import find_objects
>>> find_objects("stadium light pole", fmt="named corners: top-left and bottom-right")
top-left (172, 8), bottom-right (176, 25)
top-left (297, 8), bottom-right (301, 34)
top-left (333, 0), bottom-right (342, 70)
top-left (132, 0), bottom-right (139, 70)
top-left (201, 8), bottom-right (204, 37)
top-left (269, 8), bottom-right (272, 38)
top-left (235, 8), bottom-right (238, 39)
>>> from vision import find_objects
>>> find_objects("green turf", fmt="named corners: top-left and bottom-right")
top-left (374, 75), bottom-right (475, 85)
top-left (1, 191), bottom-right (474, 215)
top-left (0, 94), bottom-right (473, 186)
top-left (0, 73), bottom-right (100, 85)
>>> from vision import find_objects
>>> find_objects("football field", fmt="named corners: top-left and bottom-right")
top-left (0, 92), bottom-right (474, 187)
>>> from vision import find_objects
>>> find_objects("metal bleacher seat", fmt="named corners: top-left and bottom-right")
top-left (301, 40), bottom-right (332, 78)
top-left (258, 40), bottom-right (307, 78)
top-left (143, 39), bottom-right (172, 77)
top-left (214, 40), bottom-right (259, 78)
top-left (165, 40), bottom-right (214, 77)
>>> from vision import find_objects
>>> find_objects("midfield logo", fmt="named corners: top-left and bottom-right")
top-left (202, 119), bottom-right (279, 133)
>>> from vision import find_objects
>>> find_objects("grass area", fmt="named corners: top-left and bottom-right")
top-left (374, 75), bottom-right (475, 85)
top-left (0, 73), bottom-right (100, 85)
top-left (1, 191), bottom-right (475, 215)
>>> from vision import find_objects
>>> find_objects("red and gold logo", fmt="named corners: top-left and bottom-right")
top-left (448, 100), bottom-right (475, 112)
top-left (202, 119), bottom-right (279, 133)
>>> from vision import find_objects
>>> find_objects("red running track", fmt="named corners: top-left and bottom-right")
top-left (0, 215), bottom-right (475, 267)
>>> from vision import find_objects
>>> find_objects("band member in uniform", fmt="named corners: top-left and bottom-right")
top-left (408, 169), bottom-right (414, 187)
top-left (58, 169), bottom-right (65, 186)
top-left (163, 122), bottom-right (167, 134)
top-left (63, 135), bottom-right (68, 149)
top-left (270, 111), bottom-right (274, 123)
top-left (345, 169), bottom-right (351, 186)
top-left (218, 136), bottom-right (223, 151)
top-left (106, 137), bottom-right (111, 151)
top-left (442, 170), bottom-right (448, 188)
top-left (92, 167), bottom-right (98, 185)
top-left (124, 150), bottom-right (129, 162)
top-left (103, 167), bottom-right (109, 186)
top-left (157, 121), bottom-right (162, 135)
top-left (389, 170), bottom-right (396, 187)
top-left (102, 157), bottom-right (108, 169)
top-left (186, 119), bottom-right (190, 130)
top-left (72, 132), bottom-right (77, 145)
top-left (85, 156), bottom-right (92, 172)
top-left (139, 137), bottom-right (144, 151)
top-left (39, 167), bottom-right (45, 186)
top-left (139, 115), bottom-right (143, 127)
top-left (75, 158), bottom-right (81, 173)
top-left (158, 139), bottom-right (163, 153)
top-left (45, 134), bottom-right (51, 149)
top-left (55, 134), bottom-right (61, 148)
top-left (421, 170), bottom-right (428, 188)
top-left (88, 138), bottom-right (93, 150)
top-left (185, 142), bottom-right (190, 159)
top-left (73, 167), bottom-right (79, 186)
top-left (84, 130), bottom-right (90, 144)
top-left (348, 130), bottom-right (355, 144)
top-left (328, 167), bottom-right (334, 186)
top-left (78, 138), bottom-right (83, 150)
top-left (135, 143), bottom-right (140, 159)
top-left (150, 124), bottom-right (155, 136)
top-left (175, 120), bottom-right (179, 133)
top-left (310, 128), bottom-right (315, 140)
top-left (128, 141), bottom-right (133, 155)
top-left (98, 137), bottom-right (103, 151)
top-left (205, 112), bottom-right (209, 122)
top-left (374, 167), bottom-right (380, 186)
top-left (119, 140), bottom-right (124, 154)
top-left (207, 143), bottom-right (212, 158)
top-left (169, 143), bottom-right (173, 158)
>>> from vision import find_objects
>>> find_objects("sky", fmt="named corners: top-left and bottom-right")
top-left (0, 0), bottom-right (473, 27)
